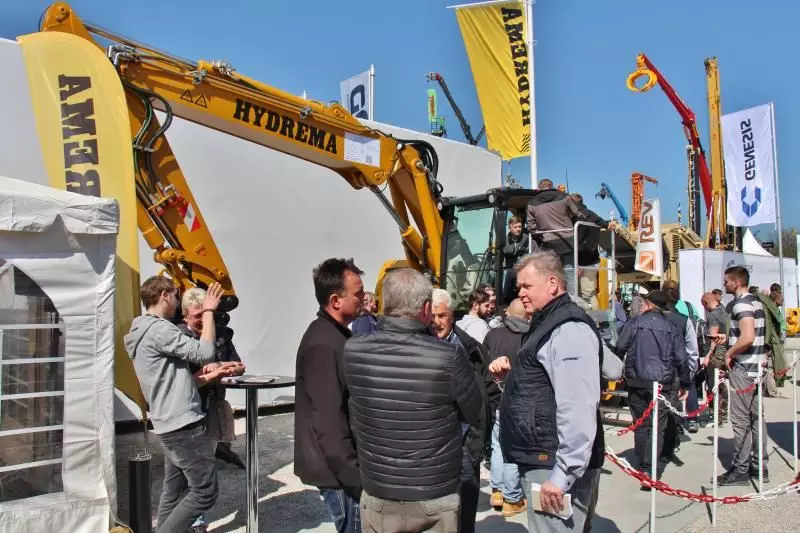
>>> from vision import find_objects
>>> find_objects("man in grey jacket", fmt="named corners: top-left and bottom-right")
top-left (124, 276), bottom-right (234, 533)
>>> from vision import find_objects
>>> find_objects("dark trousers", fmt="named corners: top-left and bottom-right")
top-left (661, 389), bottom-right (682, 459)
top-left (628, 386), bottom-right (669, 474)
top-left (155, 419), bottom-right (218, 533)
top-left (459, 451), bottom-right (480, 533)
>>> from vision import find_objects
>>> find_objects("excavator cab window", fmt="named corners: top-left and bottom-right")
top-left (442, 205), bottom-right (497, 313)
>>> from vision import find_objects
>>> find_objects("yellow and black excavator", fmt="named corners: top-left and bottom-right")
top-left (40, 2), bottom-right (579, 316)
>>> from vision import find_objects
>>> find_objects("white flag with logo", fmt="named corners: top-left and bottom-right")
top-left (721, 103), bottom-right (776, 226)
top-left (635, 198), bottom-right (663, 276)
top-left (340, 70), bottom-right (371, 120)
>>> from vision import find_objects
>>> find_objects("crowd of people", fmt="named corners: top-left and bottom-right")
top-left (120, 178), bottom-right (790, 533)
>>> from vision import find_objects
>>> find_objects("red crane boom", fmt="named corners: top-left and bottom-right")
top-left (627, 53), bottom-right (712, 214)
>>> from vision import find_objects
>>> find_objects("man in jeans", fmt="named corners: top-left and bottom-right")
top-left (294, 258), bottom-right (365, 533)
top-left (124, 276), bottom-right (230, 533)
top-left (344, 269), bottom-right (482, 533)
top-left (484, 298), bottom-right (529, 516)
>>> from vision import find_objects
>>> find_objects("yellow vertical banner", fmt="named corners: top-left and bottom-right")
top-left (454, 1), bottom-right (532, 160)
top-left (17, 32), bottom-right (147, 416)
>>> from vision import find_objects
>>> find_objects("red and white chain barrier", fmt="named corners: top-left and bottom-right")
top-left (605, 445), bottom-right (800, 503)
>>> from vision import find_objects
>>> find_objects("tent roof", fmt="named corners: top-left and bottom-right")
top-left (0, 176), bottom-right (119, 235)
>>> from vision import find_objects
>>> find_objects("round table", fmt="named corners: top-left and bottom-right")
top-left (221, 376), bottom-right (295, 533)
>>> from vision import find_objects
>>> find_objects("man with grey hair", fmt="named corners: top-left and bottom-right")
top-left (490, 251), bottom-right (604, 533)
top-left (343, 269), bottom-right (483, 533)
top-left (430, 288), bottom-right (492, 533)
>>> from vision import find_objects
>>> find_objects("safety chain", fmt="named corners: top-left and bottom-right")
top-left (615, 384), bottom-right (662, 436)
top-left (605, 446), bottom-right (800, 503)
top-left (774, 351), bottom-right (799, 379)
top-left (658, 390), bottom-right (715, 419)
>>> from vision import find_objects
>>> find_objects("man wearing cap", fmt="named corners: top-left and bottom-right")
top-left (614, 290), bottom-right (691, 487)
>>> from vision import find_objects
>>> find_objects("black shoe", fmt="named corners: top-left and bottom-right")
top-left (749, 467), bottom-right (770, 483)
top-left (716, 470), bottom-right (750, 486)
top-left (687, 420), bottom-right (699, 433)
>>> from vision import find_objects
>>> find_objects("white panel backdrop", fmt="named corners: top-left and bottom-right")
top-left (129, 115), bottom-right (502, 409)
top-left (678, 248), bottom-right (797, 316)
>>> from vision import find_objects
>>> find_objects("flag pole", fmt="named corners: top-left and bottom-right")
top-left (369, 64), bottom-right (375, 120)
top-left (526, 0), bottom-right (538, 187)
top-left (770, 102), bottom-right (785, 317)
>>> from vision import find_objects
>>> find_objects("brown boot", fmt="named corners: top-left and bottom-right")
top-left (502, 498), bottom-right (527, 517)
top-left (490, 489), bottom-right (503, 509)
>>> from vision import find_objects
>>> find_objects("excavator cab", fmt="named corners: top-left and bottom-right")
top-left (438, 187), bottom-right (535, 315)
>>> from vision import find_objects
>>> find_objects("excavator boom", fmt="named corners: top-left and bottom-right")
top-left (41, 2), bottom-right (446, 299)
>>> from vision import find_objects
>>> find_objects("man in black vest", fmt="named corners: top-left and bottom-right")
top-left (492, 251), bottom-right (604, 533)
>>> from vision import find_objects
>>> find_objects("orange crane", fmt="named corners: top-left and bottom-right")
top-left (630, 172), bottom-right (659, 232)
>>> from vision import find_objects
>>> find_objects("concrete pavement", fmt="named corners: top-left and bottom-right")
top-left (113, 381), bottom-right (800, 532)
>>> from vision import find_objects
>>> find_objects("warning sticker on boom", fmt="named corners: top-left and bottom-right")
top-left (344, 132), bottom-right (380, 168)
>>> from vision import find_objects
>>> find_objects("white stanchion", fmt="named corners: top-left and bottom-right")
top-left (712, 369), bottom-right (719, 526)
top-left (794, 355), bottom-right (798, 476)
top-left (650, 381), bottom-right (658, 533)
top-left (758, 367), bottom-right (764, 494)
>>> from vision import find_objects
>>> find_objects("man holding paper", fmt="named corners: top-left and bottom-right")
top-left (492, 251), bottom-right (604, 532)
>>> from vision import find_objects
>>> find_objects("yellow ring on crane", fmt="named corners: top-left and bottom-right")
top-left (626, 69), bottom-right (657, 92)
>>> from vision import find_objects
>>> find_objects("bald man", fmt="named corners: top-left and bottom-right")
top-left (484, 299), bottom-right (530, 516)
top-left (701, 292), bottom-right (729, 425)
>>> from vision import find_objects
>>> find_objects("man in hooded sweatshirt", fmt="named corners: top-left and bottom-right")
top-left (483, 298), bottom-right (530, 516)
top-left (124, 276), bottom-right (234, 533)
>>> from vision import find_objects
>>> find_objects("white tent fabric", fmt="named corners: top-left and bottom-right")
top-left (742, 228), bottom-right (773, 256)
top-left (0, 176), bottom-right (119, 533)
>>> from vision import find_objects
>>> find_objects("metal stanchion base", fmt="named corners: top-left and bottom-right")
top-left (129, 453), bottom-right (153, 533)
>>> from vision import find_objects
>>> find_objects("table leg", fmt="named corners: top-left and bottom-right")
top-left (247, 388), bottom-right (259, 532)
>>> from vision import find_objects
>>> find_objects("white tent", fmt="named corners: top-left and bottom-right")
top-left (0, 176), bottom-right (119, 533)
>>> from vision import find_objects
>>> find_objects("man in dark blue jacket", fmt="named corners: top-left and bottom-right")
top-left (615, 291), bottom-right (691, 487)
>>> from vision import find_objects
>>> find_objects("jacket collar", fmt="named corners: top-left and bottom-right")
top-left (377, 315), bottom-right (435, 336)
top-left (317, 308), bottom-right (352, 338)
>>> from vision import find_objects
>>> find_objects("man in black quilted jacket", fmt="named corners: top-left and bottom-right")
top-left (343, 268), bottom-right (483, 533)
top-left (614, 290), bottom-right (691, 487)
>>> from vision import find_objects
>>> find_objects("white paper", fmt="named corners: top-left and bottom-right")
top-left (344, 132), bottom-right (381, 167)
top-left (529, 482), bottom-right (574, 519)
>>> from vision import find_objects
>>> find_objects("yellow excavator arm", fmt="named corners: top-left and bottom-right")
top-left (40, 2), bottom-right (445, 304)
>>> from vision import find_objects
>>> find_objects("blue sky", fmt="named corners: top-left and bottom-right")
top-left (3, 0), bottom-right (799, 236)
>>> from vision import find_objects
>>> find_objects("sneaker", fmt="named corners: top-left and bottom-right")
top-left (749, 467), bottom-right (770, 483)
top-left (687, 420), bottom-right (699, 433)
top-left (502, 498), bottom-right (527, 517)
top-left (189, 526), bottom-right (208, 533)
top-left (716, 469), bottom-right (750, 486)
top-left (490, 489), bottom-right (503, 509)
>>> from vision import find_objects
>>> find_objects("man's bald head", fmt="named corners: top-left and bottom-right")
top-left (538, 179), bottom-right (553, 189)
top-left (701, 292), bottom-right (718, 311)
top-left (507, 298), bottom-right (529, 319)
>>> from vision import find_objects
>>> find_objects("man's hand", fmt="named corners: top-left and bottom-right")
top-left (607, 220), bottom-right (617, 232)
top-left (678, 388), bottom-right (688, 401)
top-left (204, 282), bottom-right (225, 311)
top-left (489, 356), bottom-right (511, 379)
top-left (539, 480), bottom-right (565, 515)
top-left (202, 362), bottom-right (222, 374)
top-left (219, 361), bottom-right (246, 377)
top-left (701, 356), bottom-right (710, 368)
top-left (726, 353), bottom-right (735, 370)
